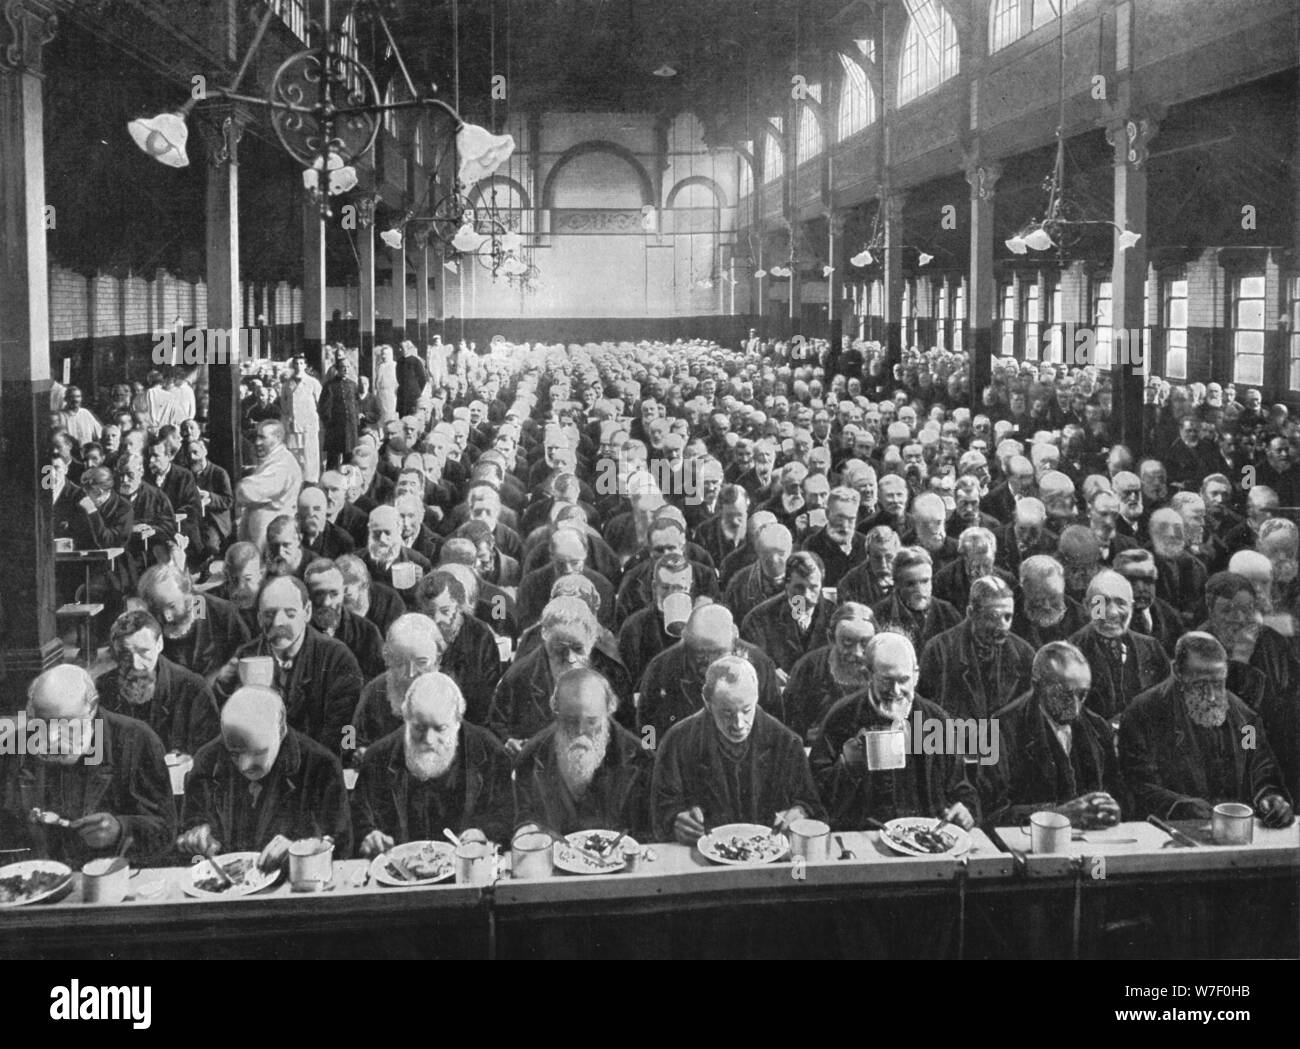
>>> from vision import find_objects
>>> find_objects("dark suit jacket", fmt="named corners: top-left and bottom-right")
top-left (0, 711), bottom-right (176, 867)
top-left (650, 708), bottom-right (823, 842)
top-left (153, 464), bottom-right (203, 556)
top-left (775, 646), bottom-right (860, 745)
top-left (1129, 598), bottom-right (1183, 657)
top-left (351, 721), bottom-right (514, 849)
top-left (918, 621), bottom-right (1036, 720)
top-left (182, 728), bottom-right (352, 857)
top-left (162, 592), bottom-right (252, 681)
top-left (801, 528), bottom-right (868, 588)
top-left (228, 627), bottom-right (364, 757)
top-left (517, 564), bottom-right (616, 632)
top-left (192, 461), bottom-right (234, 545)
top-left (1068, 624), bottom-right (1171, 722)
top-left (636, 641), bottom-right (782, 745)
top-left (932, 560), bottom-right (1017, 611)
top-left (124, 482), bottom-right (177, 584)
top-left (739, 594), bottom-right (836, 674)
top-left (439, 614), bottom-right (505, 726)
top-left (514, 721), bottom-right (654, 840)
top-left (1010, 596), bottom-right (1090, 650)
top-left (323, 608), bottom-right (386, 682)
top-left (303, 521), bottom-right (356, 562)
top-left (488, 644), bottom-right (634, 743)
top-left (1119, 676), bottom-right (1290, 820)
top-left (614, 559), bottom-right (720, 627)
top-left (985, 690), bottom-right (1123, 826)
top-left (96, 655), bottom-right (220, 756)
top-left (871, 592), bottom-right (963, 654)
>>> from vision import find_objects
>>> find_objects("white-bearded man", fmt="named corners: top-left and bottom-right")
top-left (349, 613), bottom-right (442, 762)
top-left (776, 603), bottom-right (876, 745)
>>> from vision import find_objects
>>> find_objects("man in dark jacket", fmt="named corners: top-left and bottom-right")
top-left (414, 568), bottom-right (504, 727)
top-left (984, 641), bottom-right (1123, 827)
top-left (919, 576), bottom-right (1035, 721)
top-left (1011, 554), bottom-right (1090, 649)
top-left (298, 484), bottom-right (356, 562)
top-left (1119, 632), bottom-right (1292, 826)
top-left (147, 435), bottom-right (203, 566)
top-left (117, 455), bottom-right (177, 588)
top-left (650, 656), bottom-right (822, 843)
top-left (395, 341), bottom-right (429, 418)
top-left (738, 550), bottom-right (836, 676)
top-left (188, 439), bottom-right (234, 560)
top-left (353, 672), bottom-right (514, 852)
top-left (1069, 570), bottom-right (1170, 722)
top-left (0, 665), bottom-right (176, 868)
top-left (96, 609), bottom-right (220, 757)
top-left (177, 686), bottom-right (352, 862)
top-left (514, 668), bottom-right (654, 840)
top-left (870, 547), bottom-right (962, 655)
top-left (220, 575), bottom-right (364, 758)
top-left (138, 563), bottom-right (252, 683)
top-left (774, 603), bottom-right (875, 744)
top-left (319, 358), bottom-right (360, 471)
top-left (304, 558), bottom-right (386, 681)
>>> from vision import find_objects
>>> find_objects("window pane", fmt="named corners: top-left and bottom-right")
top-left (1235, 331), bottom-right (1265, 357)
top-left (1235, 299), bottom-right (1265, 330)
top-left (1238, 275), bottom-right (1266, 299)
top-left (1168, 299), bottom-right (1187, 328)
top-left (1166, 346), bottom-right (1188, 381)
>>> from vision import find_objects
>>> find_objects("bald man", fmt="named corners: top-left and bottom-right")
top-left (348, 613), bottom-right (442, 762)
top-left (353, 672), bottom-right (514, 853)
top-left (1069, 570), bottom-right (1170, 722)
top-left (178, 686), bottom-right (351, 866)
top-left (514, 668), bottom-right (655, 840)
top-left (298, 483), bottom-right (355, 561)
top-left (724, 522), bottom-right (793, 619)
top-left (236, 419), bottom-right (303, 550)
top-left (222, 575), bottom-right (364, 757)
top-left (0, 665), bottom-right (175, 867)
top-left (362, 504), bottom-right (434, 609)
top-left (637, 603), bottom-right (782, 745)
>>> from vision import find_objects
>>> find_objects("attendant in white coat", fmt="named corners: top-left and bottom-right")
top-left (280, 357), bottom-right (321, 482)
top-left (374, 345), bottom-right (399, 427)
top-left (236, 420), bottom-right (303, 550)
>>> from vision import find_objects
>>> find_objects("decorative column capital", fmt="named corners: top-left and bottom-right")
top-left (355, 193), bottom-right (381, 229)
top-left (963, 159), bottom-right (1003, 200)
top-left (1105, 112), bottom-right (1161, 169)
top-left (0, 0), bottom-right (57, 78)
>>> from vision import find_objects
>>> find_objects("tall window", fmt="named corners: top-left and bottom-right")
top-left (1232, 274), bottom-right (1267, 386)
top-left (1044, 278), bottom-right (1063, 362)
top-left (1000, 281), bottom-right (1017, 356)
top-left (952, 279), bottom-right (966, 353)
top-left (990, 0), bottom-right (1083, 53)
top-left (1163, 276), bottom-right (1188, 381)
top-left (935, 279), bottom-right (948, 351)
top-left (1093, 278), bottom-right (1113, 370)
top-left (837, 54), bottom-right (875, 140)
top-left (796, 86), bottom-right (823, 165)
top-left (763, 119), bottom-right (784, 184)
top-left (869, 279), bottom-right (883, 319)
top-left (1289, 277), bottom-right (1300, 391)
top-left (902, 280), bottom-right (913, 348)
top-left (898, 0), bottom-right (960, 105)
top-left (1023, 280), bottom-right (1040, 361)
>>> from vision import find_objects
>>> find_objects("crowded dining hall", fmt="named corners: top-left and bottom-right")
top-left (0, 0), bottom-right (1297, 964)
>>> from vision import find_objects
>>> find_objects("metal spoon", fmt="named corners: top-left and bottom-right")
top-left (835, 834), bottom-right (857, 860)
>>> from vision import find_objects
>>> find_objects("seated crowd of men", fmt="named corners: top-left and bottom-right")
top-left (5, 337), bottom-right (1296, 873)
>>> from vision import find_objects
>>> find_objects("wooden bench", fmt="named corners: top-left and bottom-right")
top-left (56, 602), bottom-right (105, 668)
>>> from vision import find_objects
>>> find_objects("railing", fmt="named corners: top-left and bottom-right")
top-left (267, 0), bottom-right (309, 44)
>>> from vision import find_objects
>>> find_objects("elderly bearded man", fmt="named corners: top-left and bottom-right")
top-left (1113, 549), bottom-right (1183, 657)
top-left (0, 665), bottom-right (176, 867)
top-left (1069, 570), bottom-right (1170, 723)
top-left (871, 547), bottom-right (962, 655)
top-left (221, 575), bottom-right (363, 758)
top-left (776, 603), bottom-right (876, 745)
top-left (1011, 555), bottom-right (1090, 649)
top-left (297, 483), bottom-right (355, 561)
top-left (638, 603), bottom-right (782, 745)
top-left (651, 656), bottom-right (822, 843)
top-left (138, 564), bottom-right (250, 683)
top-left (415, 567), bottom-right (504, 726)
top-left (349, 613), bottom-right (442, 761)
top-left (739, 551), bottom-right (836, 678)
top-left (514, 668), bottom-right (654, 840)
top-left (178, 686), bottom-right (351, 867)
top-left (304, 558), bottom-right (385, 681)
top-left (489, 597), bottom-right (634, 755)
top-left (353, 672), bottom-right (514, 852)
top-left (363, 505), bottom-right (434, 610)
top-left (96, 609), bottom-right (220, 757)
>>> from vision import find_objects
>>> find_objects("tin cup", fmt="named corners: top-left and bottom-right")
top-left (863, 727), bottom-right (907, 771)
top-left (164, 752), bottom-right (192, 796)
top-left (510, 829), bottom-right (555, 880)
top-left (788, 818), bottom-right (831, 863)
top-left (288, 836), bottom-right (334, 891)
top-left (1027, 810), bottom-right (1071, 854)
top-left (1211, 802), bottom-right (1254, 845)
top-left (662, 592), bottom-right (692, 638)
top-left (82, 856), bottom-right (131, 904)
top-left (238, 656), bottom-right (274, 687)
top-left (391, 562), bottom-right (418, 590)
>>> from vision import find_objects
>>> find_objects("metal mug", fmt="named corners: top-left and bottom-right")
top-left (510, 829), bottom-right (555, 879)
top-left (288, 836), bottom-right (334, 891)
top-left (391, 562), bottom-right (418, 590)
top-left (788, 818), bottom-right (831, 862)
top-left (164, 752), bottom-right (192, 796)
top-left (1027, 810), bottom-right (1071, 854)
top-left (863, 727), bottom-right (907, 771)
top-left (455, 841), bottom-right (496, 886)
top-left (661, 592), bottom-right (692, 638)
top-left (238, 656), bottom-right (275, 687)
top-left (82, 856), bottom-right (131, 904)
top-left (1211, 802), bottom-right (1254, 845)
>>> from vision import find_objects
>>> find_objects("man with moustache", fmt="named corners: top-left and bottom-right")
top-left (514, 668), bottom-right (654, 840)
top-left (362, 504), bottom-right (433, 609)
top-left (319, 469), bottom-right (369, 549)
top-left (177, 686), bottom-right (352, 866)
top-left (693, 485), bottom-right (749, 573)
top-left (801, 487), bottom-right (867, 588)
top-left (616, 553), bottom-right (695, 690)
top-left (394, 492), bottom-right (442, 564)
top-left (1199, 571), bottom-right (1300, 711)
top-left (1149, 507), bottom-right (1207, 628)
top-left (303, 558), bottom-right (385, 681)
top-left (1120, 632), bottom-right (1292, 826)
top-left (776, 603), bottom-right (876, 744)
top-left (298, 484), bottom-right (355, 561)
top-left (1087, 489), bottom-right (1137, 566)
top-left (863, 474), bottom-right (910, 536)
top-left (724, 521), bottom-right (792, 618)
top-left (0, 665), bottom-right (176, 867)
top-left (985, 642), bottom-right (1123, 827)
top-left (54, 464), bottom-right (134, 609)
top-left (1056, 525), bottom-right (1103, 604)
top-left (933, 527), bottom-right (1017, 610)
top-left (146, 435), bottom-right (203, 566)
top-left (349, 614), bottom-right (442, 760)
top-left (335, 553), bottom-right (405, 636)
top-left (138, 564), bottom-right (251, 683)
top-left (490, 596), bottom-right (634, 753)
top-left (651, 656), bottom-right (821, 844)
top-left (1012, 555), bottom-right (1089, 649)
top-left (1069, 570), bottom-right (1170, 723)
top-left (838, 525), bottom-right (900, 608)
top-left (186, 439), bottom-right (233, 561)
top-left (96, 609), bottom-right (220, 758)
top-left (739, 551), bottom-right (836, 678)
top-left (236, 420), bottom-right (303, 550)
top-left (1113, 549), bottom-right (1182, 656)
top-left (414, 567), bottom-right (502, 726)
top-left (217, 542), bottom-right (264, 635)
top-left (871, 547), bottom-right (962, 653)
top-left (263, 515), bottom-right (307, 578)
top-left (117, 454), bottom-right (178, 586)
top-left (811, 632), bottom-right (978, 831)
top-left (354, 672), bottom-right (514, 852)
top-left (221, 575), bottom-right (363, 758)
top-left (517, 527), bottom-right (616, 632)
top-left (903, 492), bottom-right (960, 570)
top-left (919, 576), bottom-right (1035, 721)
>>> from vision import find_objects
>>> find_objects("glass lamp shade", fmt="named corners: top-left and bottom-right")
top-left (380, 229), bottom-right (404, 250)
top-left (127, 112), bottom-right (190, 168)
top-left (1023, 227), bottom-right (1054, 251)
top-left (822, 265), bottom-right (834, 277)
top-left (754, 269), bottom-right (767, 279)
top-left (850, 250), bottom-right (873, 267)
top-left (451, 223), bottom-right (488, 253)
top-left (457, 124), bottom-right (516, 187)
top-left (500, 231), bottom-right (524, 254)
top-left (1117, 229), bottom-right (1142, 250)
top-left (918, 253), bottom-right (934, 266)
top-left (1005, 235), bottom-right (1028, 255)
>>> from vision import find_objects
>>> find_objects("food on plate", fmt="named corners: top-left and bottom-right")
top-left (0, 869), bottom-right (68, 904)
top-left (385, 844), bottom-right (453, 882)
top-left (711, 832), bottom-right (785, 863)
top-left (194, 856), bottom-right (256, 894)
top-left (890, 824), bottom-right (956, 854)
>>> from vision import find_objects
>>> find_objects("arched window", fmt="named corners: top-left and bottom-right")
top-left (990, 0), bottom-right (1082, 54)
top-left (763, 118), bottom-right (784, 184)
top-left (898, 0), bottom-right (960, 105)
top-left (837, 53), bottom-right (875, 139)
top-left (795, 85), bottom-right (823, 165)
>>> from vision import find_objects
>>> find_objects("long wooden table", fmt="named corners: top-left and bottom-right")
top-left (3, 823), bottom-right (1296, 959)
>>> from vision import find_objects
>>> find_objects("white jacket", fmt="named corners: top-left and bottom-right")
top-left (235, 443), bottom-right (303, 550)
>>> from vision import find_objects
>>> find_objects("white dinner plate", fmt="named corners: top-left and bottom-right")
top-left (553, 831), bottom-right (639, 875)
top-left (0, 859), bottom-right (73, 907)
top-left (879, 817), bottom-right (971, 858)
top-left (369, 840), bottom-right (456, 887)
top-left (183, 852), bottom-right (282, 898)
top-left (697, 823), bottom-right (790, 865)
